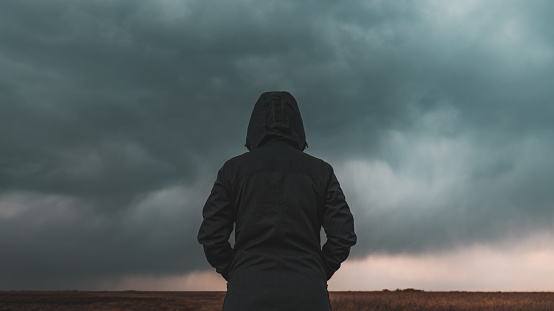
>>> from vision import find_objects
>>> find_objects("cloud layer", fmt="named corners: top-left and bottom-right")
top-left (1, 0), bottom-right (553, 289)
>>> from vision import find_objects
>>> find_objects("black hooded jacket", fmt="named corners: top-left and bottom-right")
top-left (198, 92), bottom-right (356, 310)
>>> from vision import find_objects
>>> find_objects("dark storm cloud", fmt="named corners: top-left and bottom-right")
top-left (1, 0), bottom-right (554, 289)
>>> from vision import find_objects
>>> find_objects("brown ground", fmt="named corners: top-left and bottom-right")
top-left (1, 290), bottom-right (554, 310)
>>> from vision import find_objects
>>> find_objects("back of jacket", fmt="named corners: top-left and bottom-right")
top-left (198, 92), bottom-right (356, 311)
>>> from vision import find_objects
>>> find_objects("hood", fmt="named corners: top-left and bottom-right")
top-left (246, 91), bottom-right (308, 151)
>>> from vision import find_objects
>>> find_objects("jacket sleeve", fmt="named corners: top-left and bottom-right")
top-left (197, 168), bottom-right (234, 281)
top-left (321, 170), bottom-right (357, 280)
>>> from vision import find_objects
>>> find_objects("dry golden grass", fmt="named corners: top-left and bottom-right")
top-left (0, 291), bottom-right (225, 311)
top-left (330, 291), bottom-right (554, 311)
top-left (1, 290), bottom-right (554, 310)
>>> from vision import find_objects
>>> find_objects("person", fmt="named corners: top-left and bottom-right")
top-left (198, 91), bottom-right (356, 310)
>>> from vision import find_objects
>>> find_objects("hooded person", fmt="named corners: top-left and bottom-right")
top-left (198, 91), bottom-right (356, 311)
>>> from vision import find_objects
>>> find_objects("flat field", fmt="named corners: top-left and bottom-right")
top-left (1, 290), bottom-right (554, 310)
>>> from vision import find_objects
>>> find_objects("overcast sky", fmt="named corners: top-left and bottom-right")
top-left (1, 0), bottom-right (554, 290)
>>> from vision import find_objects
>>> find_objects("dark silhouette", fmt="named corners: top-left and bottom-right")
top-left (198, 91), bottom-right (357, 310)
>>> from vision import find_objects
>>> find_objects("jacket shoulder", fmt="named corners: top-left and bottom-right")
top-left (301, 151), bottom-right (334, 173)
top-left (219, 147), bottom-right (334, 184)
top-left (216, 151), bottom-right (247, 175)
top-left (220, 151), bottom-right (250, 169)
